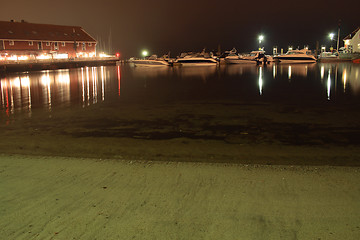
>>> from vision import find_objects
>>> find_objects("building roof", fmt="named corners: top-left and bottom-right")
top-left (0, 20), bottom-right (96, 42)
top-left (343, 27), bottom-right (360, 40)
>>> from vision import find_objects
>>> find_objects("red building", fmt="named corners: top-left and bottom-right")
top-left (0, 20), bottom-right (97, 59)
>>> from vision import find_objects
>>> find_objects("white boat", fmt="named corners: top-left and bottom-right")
top-left (130, 55), bottom-right (171, 67)
top-left (318, 52), bottom-right (340, 62)
top-left (223, 48), bottom-right (257, 64)
top-left (174, 50), bottom-right (218, 66)
top-left (240, 50), bottom-right (274, 64)
top-left (225, 53), bottom-right (258, 64)
top-left (274, 49), bottom-right (317, 63)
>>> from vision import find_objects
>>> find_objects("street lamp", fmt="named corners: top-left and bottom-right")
top-left (141, 50), bottom-right (148, 58)
top-left (258, 35), bottom-right (264, 50)
top-left (328, 33), bottom-right (336, 51)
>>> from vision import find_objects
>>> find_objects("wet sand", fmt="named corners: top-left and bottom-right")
top-left (1, 101), bottom-right (360, 239)
top-left (1, 101), bottom-right (360, 166)
top-left (1, 154), bottom-right (359, 239)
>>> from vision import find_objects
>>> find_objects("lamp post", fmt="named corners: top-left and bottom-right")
top-left (329, 33), bottom-right (336, 51)
top-left (258, 35), bottom-right (264, 50)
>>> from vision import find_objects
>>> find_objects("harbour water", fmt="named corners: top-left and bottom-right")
top-left (1, 62), bottom-right (360, 116)
top-left (1, 63), bottom-right (360, 165)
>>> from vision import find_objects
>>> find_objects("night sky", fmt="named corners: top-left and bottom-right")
top-left (2, 0), bottom-right (359, 58)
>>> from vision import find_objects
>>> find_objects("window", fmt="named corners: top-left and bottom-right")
top-left (62, 42), bottom-right (65, 47)
top-left (76, 42), bottom-right (80, 47)
top-left (9, 40), bottom-right (14, 46)
top-left (29, 41), bottom-right (33, 46)
top-left (88, 43), bottom-right (92, 46)
top-left (358, 43), bottom-right (360, 50)
top-left (54, 42), bottom-right (58, 50)
top-left (46, 42), bottom-right (50, 46)
top-left (38, 42), bottom-right (42, 50)
top-left (82, 43), bottom-right (86, 50)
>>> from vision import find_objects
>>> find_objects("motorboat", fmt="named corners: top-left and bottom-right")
top-left (318, 51), bottom-right (339, 62)
top-left (240, 50), bottom-right (274, 64)
top-left (223, 48), bottom-right (257, 64)
top-left (130, 55), bottom-right (171, 67)
top-left (174, 50), bottom-right (218, 66)
top-left (274, 49), bottom-right (317, 63)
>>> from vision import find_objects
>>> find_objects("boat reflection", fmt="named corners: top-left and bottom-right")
top-left (223, 64), bottom-right (259, 75)
top-left (272, 63), bottom-right (316, 79)
top-left (319, 63), bottom-right (360, 96)
top-left (174, 66), bottom-right (217, 82)
top-left (130, 65), bottom-right (172, 78)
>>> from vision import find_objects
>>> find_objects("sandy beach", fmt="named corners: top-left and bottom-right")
top-left (1, 99), bottom-right (360, 239)
top-left (1, 154), bottom-right (359, 239)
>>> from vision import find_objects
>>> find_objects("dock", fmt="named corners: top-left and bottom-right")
top-left (0, 57), bottom-right (119, 74)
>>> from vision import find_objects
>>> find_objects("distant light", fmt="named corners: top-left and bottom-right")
top-left (17, 56), bottom-right (29, 61)
top-left (258, 35), bottom-right (264, 43)
top-left (53, 54), bottom-right (68, 59)
top-left (99, 53), bottom-right (111, 58)
top-left (142, 50), bottom-right (148, 57)
top-left (116, 53), bottom-right (120, 58)
top-left (329, 33), bottom-right (335, 41)
top-left (36, 54), bottom-right (51, 60)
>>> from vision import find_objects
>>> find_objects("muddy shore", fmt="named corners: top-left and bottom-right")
top-left (1, 100), bottom-right (360, 166)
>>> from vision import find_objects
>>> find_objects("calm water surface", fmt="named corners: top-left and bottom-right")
top-left (1, 63), bottom-right (360, 117)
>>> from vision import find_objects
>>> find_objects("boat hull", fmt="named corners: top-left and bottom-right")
top-left (225, 58), bottom-right (257, 64)
top-left (132, 60), bottom-right (170, 67)
top-left (274, 57), bottom-right (316, 64)
top-left (353, 58), bottom-right (360, 64)
top-left (175, 58), bottom-right (218, 67)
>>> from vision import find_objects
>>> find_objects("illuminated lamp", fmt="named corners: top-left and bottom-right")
top-left (142, 50), bottom-right (148, 57)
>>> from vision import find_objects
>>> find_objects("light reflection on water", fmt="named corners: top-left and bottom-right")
top-left (1, 63), bottom-right (360, 117)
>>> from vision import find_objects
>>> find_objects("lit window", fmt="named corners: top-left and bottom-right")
top-left (9, 40), bottom-right (14, 46)
top-left (62, 42), bottom-right (65, 47)
top-left (29, 41), bottom-right (33, 46)
top-left (358, 43), bottom-right (360, 50)
top-left (82, 43), bottom-right (86, 50)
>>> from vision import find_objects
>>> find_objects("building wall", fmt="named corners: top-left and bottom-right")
top-left (1, 40), bottom-right (96, 57)
top-left (353, 31), bottom-right (360, 53)
top-left (344, 30), bottom-right (360, 53)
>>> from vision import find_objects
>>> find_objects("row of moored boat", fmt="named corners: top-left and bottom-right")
top-left (128, 48), bottom-right (318, 67)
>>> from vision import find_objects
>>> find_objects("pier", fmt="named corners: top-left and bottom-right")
top-left (0, 57), bottom-right (118, 74)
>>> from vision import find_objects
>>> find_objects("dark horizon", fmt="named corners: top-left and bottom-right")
top-left (2, 0), bottom-right (359, 58)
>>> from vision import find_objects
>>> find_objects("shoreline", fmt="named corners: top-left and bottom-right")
top-left (1, 101), bottom-right (360, 167)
